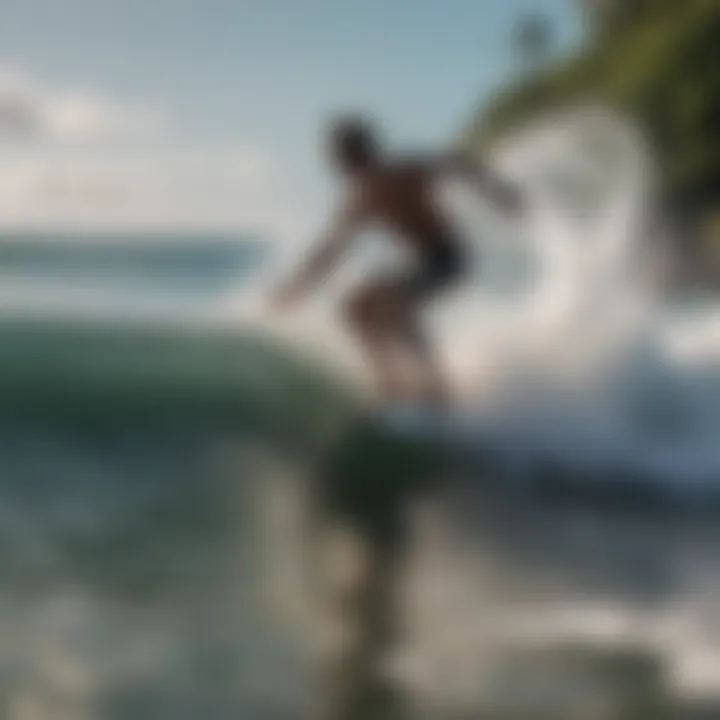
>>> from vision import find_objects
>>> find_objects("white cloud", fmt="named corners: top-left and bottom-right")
top-left (0, 145), bottom-right (309, 239)
top-left (0, 66), bottom-right (311, 239)
top-left (0, 66), bottom-right (158, 141)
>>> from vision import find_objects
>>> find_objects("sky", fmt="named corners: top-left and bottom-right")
top-left (0, 0), bottom-right (579, 240)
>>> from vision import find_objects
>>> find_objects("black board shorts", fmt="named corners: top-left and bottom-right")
top-left (408, 238), bottom-right (464, 299)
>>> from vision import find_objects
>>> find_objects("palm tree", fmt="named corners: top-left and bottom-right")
top-left (514, 13), bottom-right (553, 71)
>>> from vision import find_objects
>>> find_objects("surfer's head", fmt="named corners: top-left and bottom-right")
top-left (328, 115), bottom-right (379, 174)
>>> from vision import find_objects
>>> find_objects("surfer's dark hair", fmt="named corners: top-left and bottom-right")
top-left (328, 115), bottom-right (379, 170)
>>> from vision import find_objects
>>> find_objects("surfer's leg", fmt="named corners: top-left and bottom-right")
top-left (344, 280), bottom-right (410, 403)
top-left (401, 241), bottom-right (464, 409)
top-left (399, 310), bottom-right (450, 409)
top-left (345, 275), bottom-right (450, 408)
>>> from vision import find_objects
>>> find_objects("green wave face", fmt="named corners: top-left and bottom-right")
top-left (0, 320), bottom-right (356, 450)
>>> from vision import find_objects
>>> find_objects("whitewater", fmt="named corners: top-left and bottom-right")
top-left (235, 105), bottom-right (720, 497)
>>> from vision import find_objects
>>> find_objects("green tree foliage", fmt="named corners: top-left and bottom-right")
top-left (461, 0), bottom-right (720, 224)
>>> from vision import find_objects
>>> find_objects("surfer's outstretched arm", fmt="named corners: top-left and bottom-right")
top-left (437, 153), bottom-right (524, 216)
top-left (273, 194), bottom-right (365, 306)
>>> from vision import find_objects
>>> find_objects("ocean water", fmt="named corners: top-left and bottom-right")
top-left (3, 107), bottom-right (720, 719)
top-left (0, 317), bottom-right (355, 719)
top-left (0, 232), bottom-right (350, 719)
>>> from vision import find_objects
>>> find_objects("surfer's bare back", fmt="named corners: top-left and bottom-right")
top-left (272, 115), bottom-right (523, 409)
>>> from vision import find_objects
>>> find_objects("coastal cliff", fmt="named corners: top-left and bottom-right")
top-left (460, 0), bottom-right (720, 283)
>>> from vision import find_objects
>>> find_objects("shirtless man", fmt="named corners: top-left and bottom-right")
top-left (273, 115), bottom-right (522, 409)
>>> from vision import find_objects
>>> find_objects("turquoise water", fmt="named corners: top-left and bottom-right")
top-left (1, 234), bottom-right (720, 718)
top-left (0, 233), bottom-right (271, 294)
top-left (0, 235), bottom-right (347, 718)
top-left (0, 320), bottom-right (353, 719)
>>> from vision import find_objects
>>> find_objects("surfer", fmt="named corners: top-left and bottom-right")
top-left (272, 115), bottom-right (523, 409)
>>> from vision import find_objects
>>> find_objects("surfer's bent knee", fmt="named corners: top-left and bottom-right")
top-left (343, 286), bottom-right (379, 331)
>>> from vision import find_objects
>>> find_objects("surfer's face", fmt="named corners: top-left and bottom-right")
top-left (328, 120), bottom-right (378, 175)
